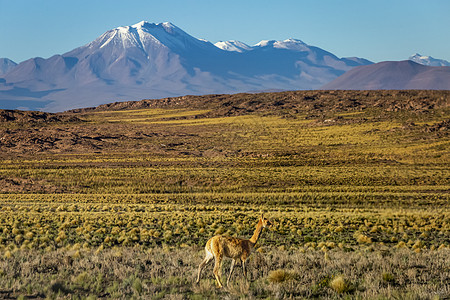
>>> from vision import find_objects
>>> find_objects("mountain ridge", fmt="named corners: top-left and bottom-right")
top-left (0, 21), bottom-right (371, 112)
top-left (322, 60), bottom-right (450, 90)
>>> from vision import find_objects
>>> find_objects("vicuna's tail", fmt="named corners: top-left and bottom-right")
top-left (197, 238), bottom-right (215, 284)
top-left (205, 238), bottom-right (213, 255)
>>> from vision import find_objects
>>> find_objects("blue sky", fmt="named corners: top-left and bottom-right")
top-left (1, 0), bottom-right (449, 63)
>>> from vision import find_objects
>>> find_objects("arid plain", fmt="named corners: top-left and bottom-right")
top-left (0, 90), bottom-right (449, 299)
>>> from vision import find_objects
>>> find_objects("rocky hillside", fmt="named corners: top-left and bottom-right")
top-left (1, 90), bottom-right (449, 156)
top-left (0, 109), bottom-right (79, 123)
top-left (71, 90), bottom-right (450, 115)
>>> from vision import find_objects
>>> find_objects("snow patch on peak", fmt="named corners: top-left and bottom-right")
top-left (96, 23), bottom-right (162, 51)
top-left (410, 53), bottom-right (429, 60)
top-left (117, 25), bottom-right (131, 34)
top-left (129, 21), bottom-right (177, 34)
top-left (92, 20), bottom-right (216, 54)
top-left (215, 40), bottom-right (252, 52)
top-left (131, 21), bottom-right (149, 28)
top-left (282, 38), bottom-right (305, 44)
top-left (409, 53), bottom-right (450, 66)
top-left (254, 40), bottom-right (276, 47)
top-left (161, 22), bottom-right (176, 32)
top-left (274, 39), bottom-right (308, 51)
top-left (254, 38), bottom-right (308, 51)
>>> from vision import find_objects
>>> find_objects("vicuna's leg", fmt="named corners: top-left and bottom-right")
top-left (242, 259), bottom-right (247, 280)
top-left (196, 251), bottom-right (213, 283)
top-left (226, 259), bottom-right (236, 287)
top-left (213, 254), bottom-right (224, 288)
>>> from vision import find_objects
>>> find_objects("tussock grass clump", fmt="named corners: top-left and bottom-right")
top-left (3, 250), bottom-right (12, 259)
top-left (268, 269), bottom-right (294, 283)
top-left (395, 241), bottom-right (407, 249)
top-left (329, 275), bottom-right (352, 293)
top-left (356, 233), bottom-right (372, 244)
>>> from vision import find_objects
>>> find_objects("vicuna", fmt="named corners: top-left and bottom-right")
top-left (196, 214), bottom-right (272, 288)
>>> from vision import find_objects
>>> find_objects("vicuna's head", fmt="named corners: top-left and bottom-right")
top-left (260, 214), bottom-right (272, 228)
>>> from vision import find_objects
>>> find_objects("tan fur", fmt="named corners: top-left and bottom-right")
top-left (196, 214), bottom-right (271, 288)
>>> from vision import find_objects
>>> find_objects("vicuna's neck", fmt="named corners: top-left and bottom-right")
top-left (249, 219), bottom-right (264, 245)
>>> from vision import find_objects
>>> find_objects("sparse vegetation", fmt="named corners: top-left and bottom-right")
top-left (0, 90), bottom-right (449, 298)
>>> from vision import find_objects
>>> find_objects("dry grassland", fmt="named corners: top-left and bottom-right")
top-left (0, 90), bottom-right (449, 299)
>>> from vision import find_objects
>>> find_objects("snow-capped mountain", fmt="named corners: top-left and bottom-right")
top-left (0, 21), bottom-right (372, 112)
top-left (409, 53), bottom-right (450, 67)
top-left (0, 58), bottom-right (17, 75)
